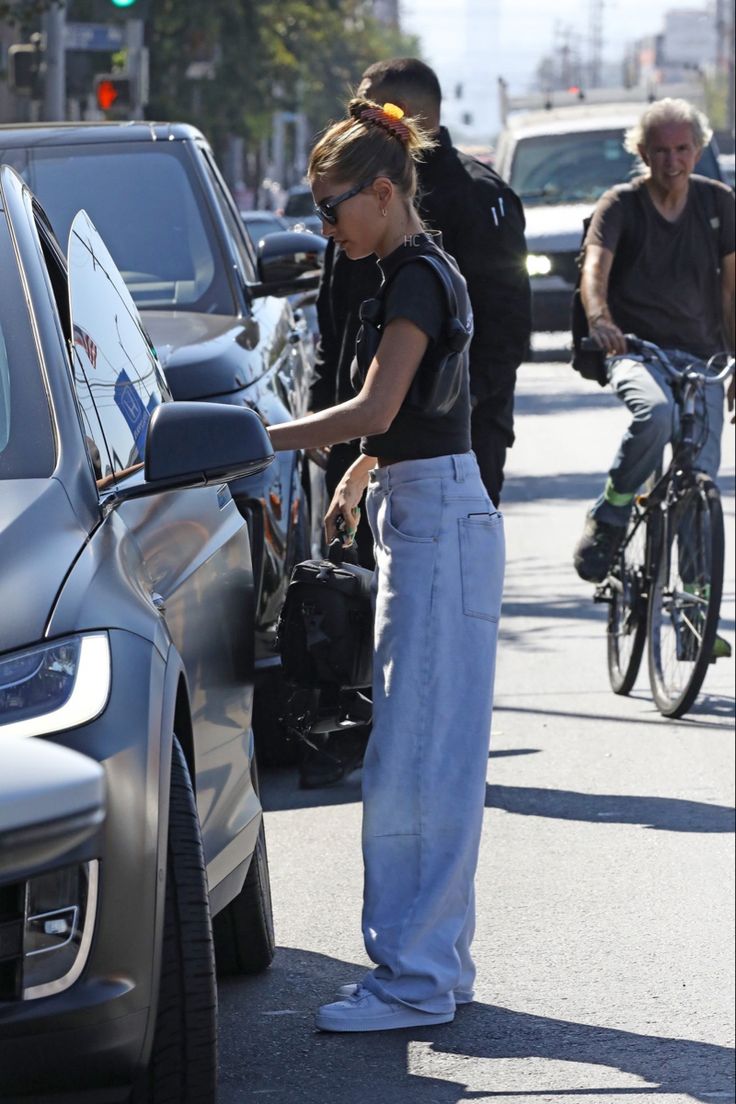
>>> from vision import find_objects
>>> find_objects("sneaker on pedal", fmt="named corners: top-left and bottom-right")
top-left (574, 512), bottom-right (627, 583)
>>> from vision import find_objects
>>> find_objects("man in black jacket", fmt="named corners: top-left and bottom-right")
top-left (300, 59), bottom-right (530, 789)
top-left (311, 57), bottom-right (531, 516)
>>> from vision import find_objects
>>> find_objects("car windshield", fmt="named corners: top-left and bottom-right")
top-left (0, 208), bottom-right (55, 479)
top-left (1, 142), bottom-right (236, 314)
top-left (284, 189), bottom-right (313, 217)
top-left (511, 129), bottom-right (639, 205)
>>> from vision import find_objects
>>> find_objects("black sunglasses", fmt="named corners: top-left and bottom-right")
top-left (313, 179), bottom-right (374, 225)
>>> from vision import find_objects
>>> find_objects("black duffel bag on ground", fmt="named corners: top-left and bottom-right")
top-left (277, 538), bottom-right (374, 692)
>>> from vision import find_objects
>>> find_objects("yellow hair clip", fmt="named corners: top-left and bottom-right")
top-left (382, 103), bottom-right (405, 120)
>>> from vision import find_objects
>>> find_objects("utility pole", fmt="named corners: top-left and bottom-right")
top-left (716, 0), bottom-right (735, 134)
top-left (42, 1), bottom-right (66, 121)
top-left (588, 0), bottom-right (605, 89)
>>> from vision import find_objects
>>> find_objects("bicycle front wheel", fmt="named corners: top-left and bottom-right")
top-left (647, 475), bottom-right (724, 718)
top-left (607, 508), bottom-right (649, 695)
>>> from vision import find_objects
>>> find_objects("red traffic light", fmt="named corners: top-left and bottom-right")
top-left (96, 79), bottom-right (118, 111)
top-left (94, 74), bottom-right (132, 114)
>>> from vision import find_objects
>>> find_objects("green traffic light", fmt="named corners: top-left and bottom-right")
top-left (110, 0), bottom-right (138, 7)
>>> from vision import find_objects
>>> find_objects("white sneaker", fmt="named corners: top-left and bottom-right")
top-left (336, 982), bottom-right (473, 1005)
top-left (315, 987), bottom-right (455, 1033)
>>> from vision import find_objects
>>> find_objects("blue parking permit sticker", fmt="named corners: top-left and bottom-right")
top-left (114, 369), bottom-right (150, 455)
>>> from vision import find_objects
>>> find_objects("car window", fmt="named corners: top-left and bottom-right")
top-left (67, 211), bottom-right (168, 484)
top-left (511, 129), bottom-right (638, 205)
top-left (0, 208), bottom-right (55, 479)
top-left (1, 142), bottom-right (237, 315)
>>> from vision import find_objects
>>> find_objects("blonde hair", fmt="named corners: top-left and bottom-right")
top-left (308, 97), bottom-right (435, 201)
top-left (624, 98), bottom-right (712, 155)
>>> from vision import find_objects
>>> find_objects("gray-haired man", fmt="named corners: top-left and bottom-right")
top-left (574, 98), bottom-right (735, 606)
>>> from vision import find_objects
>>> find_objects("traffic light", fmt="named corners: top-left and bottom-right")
top-left (110, 0), bottom-right (140, 6)
top-left (8, 38), bottom-right (42, 98)
top-left (94, 73), bottom-right (133, 115)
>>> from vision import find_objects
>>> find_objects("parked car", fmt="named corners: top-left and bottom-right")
top-left (0, 163), bottom-right (276, 1099)
top-left (494, 103), bottom-right (724, 334)
top-left (282, 182), bottom-right (324, 235)
top-left (0, 122), bottom-right (324, 762)
top-left (240, 208), bottom-right (289, 243)
top-left (240, 207), bottom-right (326, 367)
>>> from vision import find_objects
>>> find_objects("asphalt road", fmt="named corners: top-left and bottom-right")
top-left (218, 360), bottom-right (735, 1104)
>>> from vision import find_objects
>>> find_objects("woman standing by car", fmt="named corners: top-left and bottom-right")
top-left (267, 98), bottom-right (504, 1033)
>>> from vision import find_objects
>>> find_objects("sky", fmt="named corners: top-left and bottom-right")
top-left (401, 0), bottom-right (705, 93)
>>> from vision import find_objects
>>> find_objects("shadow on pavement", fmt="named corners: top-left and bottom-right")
top-left (502, 470), bottom-right (608, 504)
top-left (217, 947), bottom-right (736, 1103)
top-left (260, 764), bottom-right (362, 812)
top-left (500, 595), bottom-right (603, 622)
top-left (495, 701), bottom-right (736, 732)
top-left (486, 783), bottom-right (735, 833)
top-left (261, 749), bottom-right (541, 812)
top-left (514, 388), bottom-right (620, 417)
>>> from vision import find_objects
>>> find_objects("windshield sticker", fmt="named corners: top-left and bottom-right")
top-left (114, 368), bottom-right (150, 454)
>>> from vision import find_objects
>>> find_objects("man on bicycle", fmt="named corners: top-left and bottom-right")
top-left (574, 98), bottom-right (735, 621)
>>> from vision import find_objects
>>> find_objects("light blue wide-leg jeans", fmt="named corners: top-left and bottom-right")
top-left (360, 452), bottom-right (504, 1014)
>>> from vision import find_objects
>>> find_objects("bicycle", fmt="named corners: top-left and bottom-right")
top-left (587, 336), bottom-right (735, 719)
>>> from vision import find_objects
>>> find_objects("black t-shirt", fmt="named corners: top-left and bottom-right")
top-left (351, 237), bottom-right (472, 461)
top-left (586, 175), bottom-right (735, 357)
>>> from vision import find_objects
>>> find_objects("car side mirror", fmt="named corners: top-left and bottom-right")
top-left (146, 401), bottom-right (274, 486)
top-left (110, 402), bottom-right (274, 502)
top-left (250, 230), bottom-right (325, 298)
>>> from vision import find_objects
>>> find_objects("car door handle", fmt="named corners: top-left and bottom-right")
top-left (151, 592), bottom-right (166, 612)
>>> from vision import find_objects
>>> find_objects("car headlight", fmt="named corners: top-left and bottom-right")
top-left (0, 634), bottom-right (111, 738)
top-left (526, 253), bottom-right (553, 277)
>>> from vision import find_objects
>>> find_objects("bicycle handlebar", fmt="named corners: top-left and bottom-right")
top-left (580, 335), bottom-right (735, 385)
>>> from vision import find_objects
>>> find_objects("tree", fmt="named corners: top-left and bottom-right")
top-left (146, 0), bottom-right (419, 177)
top-left (0, 0), bottom-right (61, 27)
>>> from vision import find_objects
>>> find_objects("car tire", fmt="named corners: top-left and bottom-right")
top-left (133, 737), bottom-right (217, 1104)
top-left (213, 760), bottom-right (275, 976)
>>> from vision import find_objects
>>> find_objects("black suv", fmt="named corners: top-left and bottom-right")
top-left (0, 122), bottom-right (323, 760)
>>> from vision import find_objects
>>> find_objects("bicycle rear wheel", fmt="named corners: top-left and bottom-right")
top-left (647, 474), bottom-right (724, 718)
top-left (607, 508), bottom-right (649, 695)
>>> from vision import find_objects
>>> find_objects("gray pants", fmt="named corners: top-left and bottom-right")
top-left (592, 350), bottom-right (724, 526)
top-left (360, 452), bottom-right (504, 1013)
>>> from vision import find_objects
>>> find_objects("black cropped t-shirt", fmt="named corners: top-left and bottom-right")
top-left (350, 235), bottom-right (472, 461)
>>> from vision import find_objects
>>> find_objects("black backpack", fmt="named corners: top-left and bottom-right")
top-left (276, 538), bottom-right (373, 691)
top-left (570, 184), bottom-right (644, 384)
top-left (570, 177), bottom-right (722, 385)
top-left (355, 247), bottom-right (473, 416)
